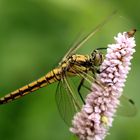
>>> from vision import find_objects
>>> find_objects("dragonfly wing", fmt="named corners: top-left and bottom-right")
top-left (55, 77), bottom-right (81, 126)
top-left (60, 11), bottom-right (117, 64)
top-left (71, 65), bottom-right (138, 117)
top-left (76, 70), bottom-right (137, 117)
top-left (117, 95), bottom-right (137, 117)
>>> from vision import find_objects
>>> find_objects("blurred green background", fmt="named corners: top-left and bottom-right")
top-left (0, 0), bottom-right (140, 140)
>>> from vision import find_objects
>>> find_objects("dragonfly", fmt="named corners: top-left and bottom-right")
top-left (0, 11), bottom-right (136, 125)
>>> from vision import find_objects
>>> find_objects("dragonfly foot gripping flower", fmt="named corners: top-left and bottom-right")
top-left (70, 29), bottom-right (136, 140)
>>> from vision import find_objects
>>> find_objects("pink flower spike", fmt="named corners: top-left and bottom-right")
top-left (70, 29), bottom-right (136, 140)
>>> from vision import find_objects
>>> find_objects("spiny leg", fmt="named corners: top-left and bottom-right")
top-left (99, 66), bottom-right (109, 73)
top-left (77, 78), bottom-right (92, 104)
top-left (78, 78), bottom-right (85, 104)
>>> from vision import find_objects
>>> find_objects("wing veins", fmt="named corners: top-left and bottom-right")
top-left (60, 10), bottom-right (117, 64)
top-left (55, 75), bottom-right (81, 125)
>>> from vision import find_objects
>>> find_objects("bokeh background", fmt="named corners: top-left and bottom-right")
top-left (0, 0), bottom-right (139, 140)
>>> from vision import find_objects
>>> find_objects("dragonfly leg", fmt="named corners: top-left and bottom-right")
top-left (78, 78), bottom-right (92, 104)
top-left (99, 66), bottom-right (110, 73)
top-left (78, 78), bottom-right (86, 104)
top-left (96, 47), bottom-right (107, 50)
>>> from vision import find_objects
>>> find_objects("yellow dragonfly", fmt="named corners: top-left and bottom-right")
top-left (0, 11), bottom-right (136, 125)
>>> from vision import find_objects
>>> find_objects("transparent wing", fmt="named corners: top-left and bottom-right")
top-left (55, 77), bottom-right (81, 126)
top-left (117, 95), bottom-right (137, 117)
top-left (60, 10), bottom-right (117, 64)
top-left (56, 60), bottom-right (137, 126)
top-left (76, 65), bottom-right (138, 117)
top-left (73, 65), bottom-right (137, 117)
top-left (55, 65), bottom-right (97, 125)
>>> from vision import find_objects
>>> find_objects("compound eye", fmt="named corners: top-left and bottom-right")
top-left (91, 50), bottom-right (98, 59)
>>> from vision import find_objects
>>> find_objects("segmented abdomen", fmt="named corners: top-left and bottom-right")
top-left (0, 68), bottom-right (61, 104)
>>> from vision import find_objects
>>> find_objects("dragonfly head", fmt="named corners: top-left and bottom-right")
top-left (90, 50), bottom-right (104, 66)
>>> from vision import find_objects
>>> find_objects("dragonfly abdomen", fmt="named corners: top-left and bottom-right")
top-left (0, 68), bottom-right (62, 104)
